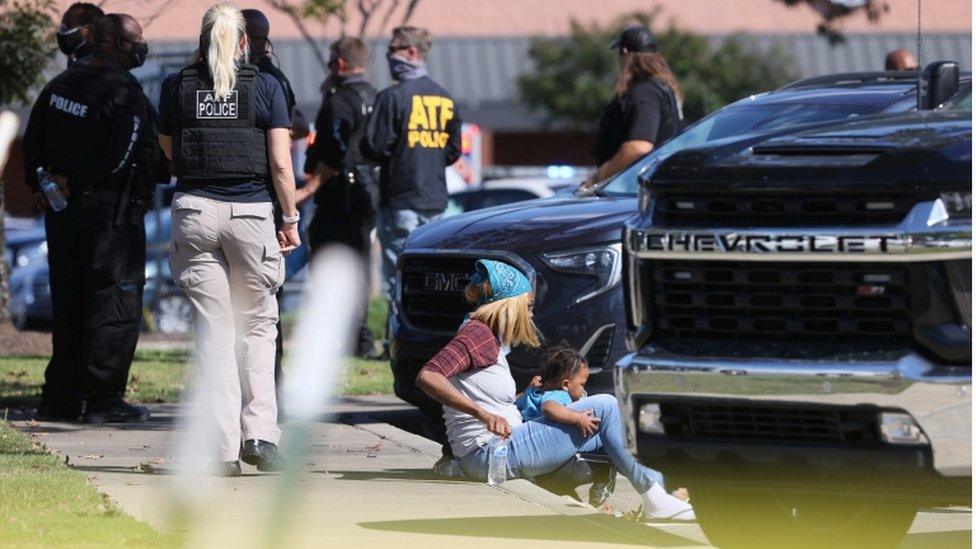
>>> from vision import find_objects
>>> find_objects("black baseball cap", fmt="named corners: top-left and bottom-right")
top-left (610, 26), bottom-right (658, 53)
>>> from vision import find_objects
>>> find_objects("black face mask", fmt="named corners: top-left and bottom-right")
top-left (57, 26), bottom-right (85, 55)
top-left (120, 40), bottom-right (149, 69)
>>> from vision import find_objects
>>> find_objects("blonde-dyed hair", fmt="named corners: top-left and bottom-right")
top-left (465, 282), bottom-right (541, 349)
top-left (201, 4), bottom-right (247, 99)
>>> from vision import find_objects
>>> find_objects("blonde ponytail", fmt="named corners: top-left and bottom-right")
top-left (201, 4), bottom-right (247, 99)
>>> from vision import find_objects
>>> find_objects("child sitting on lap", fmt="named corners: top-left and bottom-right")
top-left (518, 344), bottom-right (692, 504)
top-left (517, 345), bottom-right (600, 436)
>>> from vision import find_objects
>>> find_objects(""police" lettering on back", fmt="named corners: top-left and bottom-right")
top-left (50, 94), bottom-right (88, 118)
top-left (196, 90), bottom-right (238, 119)
top-left (407, 95), bottom-right (454, 149)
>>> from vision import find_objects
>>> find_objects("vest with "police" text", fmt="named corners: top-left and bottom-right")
top-left (173, 63), bottom-right (268, 182)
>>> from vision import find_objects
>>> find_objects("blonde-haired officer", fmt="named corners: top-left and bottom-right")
top-left (157, 3), bottom-right (299, 476)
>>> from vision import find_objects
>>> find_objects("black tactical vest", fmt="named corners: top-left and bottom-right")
top-left (342, 82), bottom-right (377, 169)
top-left (42, 61), bottom-right (136, 186)
top-left (172, 63), bottom-right (268, 182)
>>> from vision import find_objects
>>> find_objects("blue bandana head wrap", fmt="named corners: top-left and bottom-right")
top-left (468, 259), bottom-right (532, 305)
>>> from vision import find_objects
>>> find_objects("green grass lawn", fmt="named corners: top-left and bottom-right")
top-left (0, 350), bottom-right (392, 411)
top-left (0, 421), bottom-right (178, 547)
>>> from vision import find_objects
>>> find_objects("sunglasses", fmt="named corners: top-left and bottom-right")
top-left (387, 44), bottom-right (410, 55)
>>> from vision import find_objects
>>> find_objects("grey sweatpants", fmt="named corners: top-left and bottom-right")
top-left (169, 193), bottom-right (284, 462)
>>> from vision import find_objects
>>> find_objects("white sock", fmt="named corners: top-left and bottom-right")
top-left (641, 482), bottom-right (696, 521)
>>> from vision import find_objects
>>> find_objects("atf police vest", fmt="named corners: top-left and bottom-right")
top-left (42, 61), bottom-right (137, 186)
top-left (172, 63), bottom-right (268, 182)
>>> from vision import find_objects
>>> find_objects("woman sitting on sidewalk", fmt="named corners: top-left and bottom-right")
top-left (415, 259), bottom-right (695, 521)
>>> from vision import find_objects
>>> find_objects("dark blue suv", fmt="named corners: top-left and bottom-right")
top-left (389, 70), bottom-right (964, 412)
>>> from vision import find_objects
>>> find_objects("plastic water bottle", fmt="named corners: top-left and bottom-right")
top-left (37, 168), bottom-right (67, 212)
top-left (487, 438), bottom-right (508, 486)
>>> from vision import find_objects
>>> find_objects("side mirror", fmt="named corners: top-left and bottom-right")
top-left (918, 61), bottom-right (960, 110)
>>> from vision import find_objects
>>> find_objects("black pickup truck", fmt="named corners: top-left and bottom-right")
top-left (389, 68), bottom-right (964, 418)
top-left (618, 108), bottom-right (971, 548)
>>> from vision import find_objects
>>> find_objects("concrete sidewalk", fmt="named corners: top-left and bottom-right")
top-left (22, 398), bottom-right (708, 548)
top-left (20, 396), bottom-right (972, 548)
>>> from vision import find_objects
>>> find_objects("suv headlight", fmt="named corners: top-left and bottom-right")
top-left (542, 244), bottom-right (622, 304)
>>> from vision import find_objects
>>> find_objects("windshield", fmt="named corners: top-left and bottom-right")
top-left (600, 101), bottom-right (887, 196)
top-left (943, 84), bottom-right (972, 112)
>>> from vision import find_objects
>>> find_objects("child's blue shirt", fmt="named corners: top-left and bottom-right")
top-left (516, 387), bottom-right (573, 421)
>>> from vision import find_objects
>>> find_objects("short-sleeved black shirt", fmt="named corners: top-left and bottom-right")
top-left (256, 56), bottom-right (297, 117)
top-left (158, 68), bottom-right (290, 202)
top-left (590, 77), bottom-right (680, 166)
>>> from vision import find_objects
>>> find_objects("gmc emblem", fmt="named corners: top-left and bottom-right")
top-left (423, 272), bottom-right (468, 293)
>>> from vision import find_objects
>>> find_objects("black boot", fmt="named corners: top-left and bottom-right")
top-left (82, 401), bottom-right (151, 424)
top-left (240, 439), bottom-right (287, 472)
top-left (35, 400), bottom-right (82, 422)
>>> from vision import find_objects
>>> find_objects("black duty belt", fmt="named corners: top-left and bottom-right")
top-left (78, 186), bottom-right (122, 204)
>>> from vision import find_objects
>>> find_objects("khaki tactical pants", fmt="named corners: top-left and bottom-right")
top-left (169, 193), bottom-right (284, 462)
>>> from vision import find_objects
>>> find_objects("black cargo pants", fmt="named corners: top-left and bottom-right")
top-left (307, 176), bottom-right (378, 355)
top-left (41, 188), bottom-right (146, 413)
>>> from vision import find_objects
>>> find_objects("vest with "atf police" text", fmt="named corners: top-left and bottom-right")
top-left (173, 62), bottom-right (268, 182)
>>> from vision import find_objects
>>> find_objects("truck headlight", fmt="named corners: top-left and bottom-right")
top-left (879, 412), bottom-right (929, 445)
top-left (542, 243), bottom-right (622, 304)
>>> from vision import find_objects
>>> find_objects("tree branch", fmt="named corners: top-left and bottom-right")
top-left (376, 0), bottom-right (400, 37)
top-left (264, 0), bottom-right (330, 72)
top-left (400, 0), bottom-right (420, 24)
top-left (140, 0), bottom-right (175, 30)
top-left (356, 0), bottom-right (380, 38)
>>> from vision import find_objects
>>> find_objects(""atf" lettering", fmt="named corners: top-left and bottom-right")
top-left (407, 95), bottom-right (454, 149)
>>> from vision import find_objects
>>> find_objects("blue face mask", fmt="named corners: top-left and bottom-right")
top-left (387, 53), bottom-right (428, 81)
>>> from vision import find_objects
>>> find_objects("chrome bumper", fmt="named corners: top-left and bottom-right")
top-left (616, 348), bottom-right (972, 477)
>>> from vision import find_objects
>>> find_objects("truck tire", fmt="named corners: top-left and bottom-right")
top-left (692, 488), bottom-right (917, 549)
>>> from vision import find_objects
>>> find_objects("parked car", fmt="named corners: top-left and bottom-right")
top-left (388, 67), bottom-right (966, 414)
top-left (618, 110), bottom-right (971, 548)
top-left (445, 176), bottom-right (578, 216)
top-left (9, 207), bottom-right (308, 333)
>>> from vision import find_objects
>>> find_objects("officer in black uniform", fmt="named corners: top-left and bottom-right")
top-left (23, 13), bottom-right (161, 423)
top-left (241, 8), bottom-right (310, 419)
top-left (298, 36), bottom-right (381, 358)
top-left (584, 26), bottom-right (683, 189)
top-left (241, 9), bottom-right (309, 138)
top-left (56, 2), bottom-right (104, 66)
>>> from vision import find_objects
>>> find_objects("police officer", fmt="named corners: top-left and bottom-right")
top-left (23, 13), bottom-right (160, 423)
top-left (297, 36), bottom-right (381, 359)
top-left (56, 2), bottom-right (104, 66)
top-left (362, 26), bottom-right (462, 302)
top-left (583, 26), bottom-right (683, 189)
top-left (241, 8), bottom-right (308, 419)
top-left (241, 9), bottom-right (309, 138)
top-left (158, 4), bottom-right (299, 476)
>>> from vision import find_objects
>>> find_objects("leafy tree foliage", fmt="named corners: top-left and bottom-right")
top-left (0, 0), bottom-right (56, 106)
top-left (773, 0), bottom-right (889, 43)
top-left (518, 12), bottom-right (798, 130)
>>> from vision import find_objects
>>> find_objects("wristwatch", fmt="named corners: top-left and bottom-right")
top-left (282, 212), bottom-right (300, 224)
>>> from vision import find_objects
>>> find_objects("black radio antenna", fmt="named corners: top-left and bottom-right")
top-left (916, 0), bottom-right (923, 108)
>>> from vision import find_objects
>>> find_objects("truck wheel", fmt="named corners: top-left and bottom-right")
top-left (692, 488), bottom-right (917, 549)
